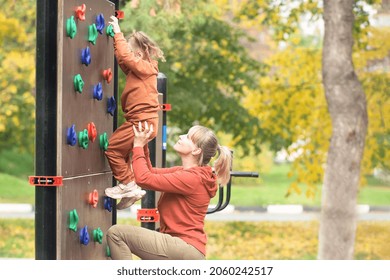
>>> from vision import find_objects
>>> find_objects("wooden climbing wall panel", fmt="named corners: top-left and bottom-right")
top-left (56, 0), bottom-right (116, 260)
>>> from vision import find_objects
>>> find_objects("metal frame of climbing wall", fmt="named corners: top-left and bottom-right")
top-left (35, 0), bottom-right (120, 260)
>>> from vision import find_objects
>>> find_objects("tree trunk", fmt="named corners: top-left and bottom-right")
top-left (318, 0), bottom-right (368, 259)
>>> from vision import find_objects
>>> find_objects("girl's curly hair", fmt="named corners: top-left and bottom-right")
top-left (128, 31), bottom-right (166, 62)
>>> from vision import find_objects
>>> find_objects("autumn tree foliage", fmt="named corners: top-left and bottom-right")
top-left (0, 1), bottom-right (36, 154)
top-left (116, 0), bottom-right (264, 154)
top-left (227, 0), bottom-right (389, 196)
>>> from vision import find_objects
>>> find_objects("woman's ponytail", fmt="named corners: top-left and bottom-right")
top-left (214, 145), bottom-right (232, 186)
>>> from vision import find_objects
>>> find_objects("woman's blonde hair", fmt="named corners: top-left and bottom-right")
top-left (188, 125), bottom-right (232, 186)
top-left (128, 31), bottom-right (166, 62)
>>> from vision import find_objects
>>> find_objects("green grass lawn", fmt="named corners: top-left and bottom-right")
top-left (0, 173), bottom-right (34, 204)
top-left (1, 218), bottom-right (389, 259)
top-left (211, 164), bottom-right (390, 207)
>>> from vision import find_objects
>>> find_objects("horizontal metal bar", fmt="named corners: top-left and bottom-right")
top-left (230, 171), bottom-right (259, 178)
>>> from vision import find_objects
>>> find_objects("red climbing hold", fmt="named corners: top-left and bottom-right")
top-left (87, 122), bottom-right (97, 142)
top-left (103, 68), bottom-right (112, 84)
top-left (75, 4), bottom-right (86, 21)
top-left (88, 189), bottom-right (99, 208)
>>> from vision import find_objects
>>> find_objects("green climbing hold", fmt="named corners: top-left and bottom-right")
top-left (73, 74), bottom-right (84, 93)
top-left (66, 16), bottom-right (77, 39)
top-left (88, 23), bottom-right (98, 45)
top-left (78, 129), bottom-right (89, 149)
top-left (93, 227), bottom-right (104, 244)
top-left (99, 132), bottom-right (109, 151)
top-left (106, 25), bottom-right (115, 38)
top-left (68, 209), bottom-right (79, 232)
top-left (106, 245), bottom-right (111, 257)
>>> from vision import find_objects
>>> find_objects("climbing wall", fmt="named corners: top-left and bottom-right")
top-left (56, 0), bottom-right (116, 259)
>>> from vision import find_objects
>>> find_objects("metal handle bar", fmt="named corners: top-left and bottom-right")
top-left (207, 171), bottom-right (259, 214)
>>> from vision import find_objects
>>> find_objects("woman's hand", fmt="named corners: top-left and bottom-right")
top-left (133, 121), bottom-right (154, 148)
top-left (108, 15), bottom-right (121, 34)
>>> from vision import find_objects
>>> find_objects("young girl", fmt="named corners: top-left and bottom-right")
top-left (107, 123), bottom-right (232, 259)
top-left (104, 16), bottom-right (165, 210)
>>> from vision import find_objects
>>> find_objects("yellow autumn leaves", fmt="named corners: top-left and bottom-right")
top-left (0, 2), bottom-right (36, 152)
top-left (2, 219), bottom-right (389, 259)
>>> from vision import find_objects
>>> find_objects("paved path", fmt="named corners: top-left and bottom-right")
top-left (1, 204), bottom-right (389, 221)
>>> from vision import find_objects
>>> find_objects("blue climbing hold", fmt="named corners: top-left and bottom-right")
top-left (96, 14), bottom-right (105, 34)
top-left (107, 96), bottom-right (116, 116)
top-left (104, 197), bottom-right (113, 212)
top-left (66, 124), bottom-right (77, 146)
top-left (80, 225), bottom-right (90, 245)
top-left (81, 47), bottom-right (91, 66)
top-left (93, 83), bottom-right (103, 101)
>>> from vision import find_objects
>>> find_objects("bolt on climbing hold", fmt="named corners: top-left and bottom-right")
top-left (96, 14), bottom-right (105, 34)
top-left (87, 122), bottom-right (97, 142)
top-left (99, 132), bottom-right (109, 151)
top-left (93, 82), bottom-right (103, 101)
top-left (66, 16), bottom-right (77, 39)
top-left (66, 124), bottom-right (77, 146)
top-left (88, 23), bottom-right (98, 45)
top-left (73, 74), bottom-right (84, 93)
top-left (104, 196), bottom-right (113, 212)
top-left (78, 129), bottom-right (89, 149)
top-left (106, 245), bottom-right (111, 257)
top-left (88, 189), bottom-right (99, 208)
top-left (80, 226), bottom-right (90, 245)
top-left (81, 47), bottom-right (91, 66)
top-left (93, 227), bottom-right (104, 244)
top-left (102, 68), bottom-right (112, 84)
top-left (68, 209), bottom-right (79, 232)
top-left (107, 96), bottom-right (116, 116)
top-left (75, 4), bottom-right (86, 21)
top-left (106, 25), bottom-right (115, 38)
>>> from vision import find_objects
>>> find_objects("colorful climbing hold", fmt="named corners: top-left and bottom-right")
top-left (96, 14), bottom-right (105, 34)
top-left (66, 16), bottom-right (77, 39)
top-left (73, 74), bottom-right (84, 93)
top-left (106, 25), bottom-right (115, 38)
top-left (93, 227), bottom-right (104, 244)
top-left (66, 124), bottom-right (77, 146)
top-left (107, 96), bottom-right (116, 116)
top-left (78, 129), bottom-right (89, 149)
top-left (99, 132), bottom-right (109, 151)
top-left (87, 122), bottom-right (97, 142)
top-left (75, 4), bottom-right (86, 21)
top-left (88, 189), bottom-right (99, 208)
top-left (104, 196), bottom-right (113, 212)
top-left (81, 47), bottom-right (91, 66)
top-left (68, 209), bottom-right (79, 232)
top-left (88, 23), bottom-right (98, 45)
top-left (80, 226), bottom-right (90, 245)
top-left (93, 82), bottom-right (103, 101)
top-left (102, 68), bottom-right (112, 83)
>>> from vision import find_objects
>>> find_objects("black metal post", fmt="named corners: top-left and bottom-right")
top-left (141, 72), bottom-right (167, 230)
top-left (35, 0), bottom-right (58, 260)
top-left (111, 0), bottom-right (120, 227)
top-left (157, 72), bottom-right (168, 169)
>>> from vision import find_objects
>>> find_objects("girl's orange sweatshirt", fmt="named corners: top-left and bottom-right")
top-left (132, 146), bottom-right (218, 256)
top-left (113, 33), bottom-right (159, 121)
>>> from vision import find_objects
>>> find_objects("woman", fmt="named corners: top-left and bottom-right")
top-left (106, 121), bottom-right (232, 260)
